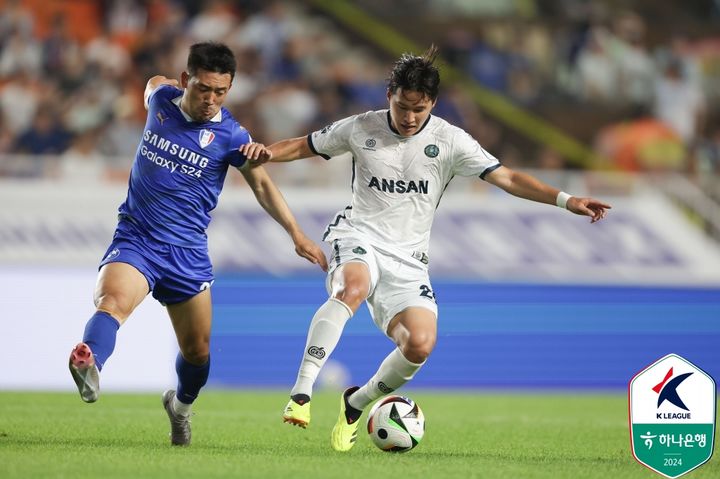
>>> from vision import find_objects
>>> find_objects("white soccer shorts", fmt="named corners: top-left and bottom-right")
top-left (327, 236), bottom-right (438, 334)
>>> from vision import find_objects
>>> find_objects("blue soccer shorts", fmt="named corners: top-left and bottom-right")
top-left (99, 219), bottom-right (214, 305)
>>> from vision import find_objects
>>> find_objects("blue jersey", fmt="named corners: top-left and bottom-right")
top-left (118, 85), bottom-right (250, 248)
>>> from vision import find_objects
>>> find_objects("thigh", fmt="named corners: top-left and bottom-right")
top-left (327, 262), bottom-right (371, 310)
top-left (326, 237), bottom-right (380, 302)
top-left (366, 253), bottom-right (438, 334)
top-left (94, 262), bottom-right (150, 324)
top-left (166, 289), bottom-right (212, 361)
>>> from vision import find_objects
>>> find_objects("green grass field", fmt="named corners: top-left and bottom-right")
top-left (0, 390), bottom-right (716, 478)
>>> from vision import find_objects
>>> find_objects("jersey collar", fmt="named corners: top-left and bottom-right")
top-left (172, 95), bottom-right (222, 123)
top-left (386, 110), bottom-right (431, 137)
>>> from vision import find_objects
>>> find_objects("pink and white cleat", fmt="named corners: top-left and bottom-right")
top-left (68, 342), bottom-right (100, 403)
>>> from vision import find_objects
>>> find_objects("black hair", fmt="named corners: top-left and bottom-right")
top-left (387, 45), bottom-right (440, 100)
top-left (187, 42), bottom-right (237, 80)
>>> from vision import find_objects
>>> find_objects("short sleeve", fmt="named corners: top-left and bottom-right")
top-left (146, 84), bottom-right (178, 109)
top-left (308, 114), bottom-right (357, 159)
top-left (452, 129), bottom-right (501, 179)
top-left (225, 124), bottom-right (252, 168)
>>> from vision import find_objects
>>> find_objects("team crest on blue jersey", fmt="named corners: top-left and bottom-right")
top-left (199, 129), bottom-right (215, 149)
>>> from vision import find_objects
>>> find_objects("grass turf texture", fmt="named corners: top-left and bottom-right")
top-left (0, 391), bottom-right (717, 478)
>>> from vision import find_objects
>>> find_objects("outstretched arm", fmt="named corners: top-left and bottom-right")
top-left (144, 75), bottom-right (179, 110)
top-left (240, 164), bottom-right (328, 271)
top-left (268, 136), bottom-right (314, 162)
top-left (239, 136), bottom-right (313, 165)
top-left (484, 166), bottom-right (611, 223)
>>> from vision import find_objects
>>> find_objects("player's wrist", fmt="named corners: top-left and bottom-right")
top-left (556, 191), bottom-right (572, 209)
top-left (289, 229), bottom-right (305, 244)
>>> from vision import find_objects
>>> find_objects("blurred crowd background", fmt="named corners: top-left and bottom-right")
top-left (3, 1), bottom-right (720, 396)
top-left (1, 0), bottom-right (719, 189)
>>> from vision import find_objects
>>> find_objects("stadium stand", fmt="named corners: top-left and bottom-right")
top-left (0, 0), bottom-right (719, 231)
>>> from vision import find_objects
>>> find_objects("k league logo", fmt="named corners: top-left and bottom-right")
top-left (629, 354), bottom-right (716, 478)
top-left (654, 367), bottom-right (692, 413)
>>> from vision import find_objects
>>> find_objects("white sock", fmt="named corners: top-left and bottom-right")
top-left (172, 395), bottom-right (191, 417)
top-left (290, 298), bottom-right (353, 398)
top-left (348, 348), bottom-right (424, 411)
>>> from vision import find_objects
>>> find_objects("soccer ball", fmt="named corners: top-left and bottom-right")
top-left (366, 395), bottom-right (425, 452)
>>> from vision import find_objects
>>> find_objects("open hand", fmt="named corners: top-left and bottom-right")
top-left (293, 234), bottom-right (328, 272)
top-left (567, 197), bottom-right (612, 223)
top-left (240, 142), bottom-right (272, 165)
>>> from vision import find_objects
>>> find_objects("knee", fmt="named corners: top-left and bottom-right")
top-left (180, 339), bottom-right (209, 365)
top-left (94, 294), bottom-right (131, 322)
top-left (402, 331), bottom-right (436, 364)
top-left (333, 283), bottom-right (367, 312)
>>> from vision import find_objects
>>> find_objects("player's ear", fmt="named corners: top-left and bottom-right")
top-left (180, 71), bottom-right (189, 88)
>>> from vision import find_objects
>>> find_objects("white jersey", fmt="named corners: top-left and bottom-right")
top-left (309, 110), bottom-right (501, 259)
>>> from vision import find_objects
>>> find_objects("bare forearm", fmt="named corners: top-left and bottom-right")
top-left (485, 166), bottom-right (611, 222)
top-left (240, 164), bottom-right (328, 271)
top-left (268, 137), bottom-right (313, 162)
top-left (250, 176), bottom-right (302, 239)
top-left (488, 168), bottom-right (559, 205)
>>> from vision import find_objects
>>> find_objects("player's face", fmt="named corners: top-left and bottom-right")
top-left (387, 88), bottom-right (436, 137)
top-left (180, 69), bottom-right (232, 122)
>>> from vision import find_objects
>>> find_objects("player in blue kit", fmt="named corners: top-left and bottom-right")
top-left (68, 42), bottom-right (327, 446)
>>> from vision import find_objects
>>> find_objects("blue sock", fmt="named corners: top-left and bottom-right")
top-left (82, 311), bottom-right (120, 371)
top-left (175, 353), bottom-right (210, 404)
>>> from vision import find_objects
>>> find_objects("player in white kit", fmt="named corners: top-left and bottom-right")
top-left (241, 46), bottom-right (611, 451)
